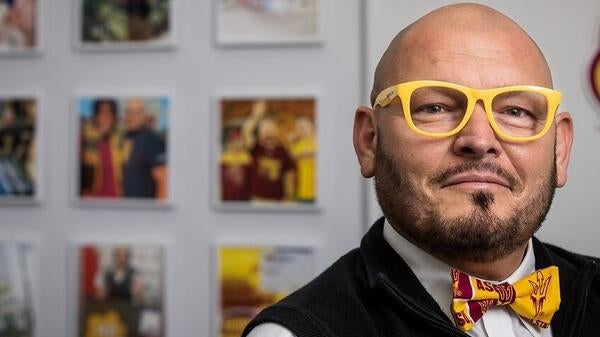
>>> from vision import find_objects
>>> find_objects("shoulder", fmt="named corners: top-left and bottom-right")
top-left (141, 128), bottom-right (163, 141)
top-left (536, 239), bottom-right (600, 300)
top-left (282, 248), bottom-right (364, 305)
top-left (243, 249), bottom-right (377, 337)
top-left (246, 323), bottom-right (296, 337)
top-left (539, 240), bottom-right (600, 269)
top-left (538, 241), bottom-right (600, 332)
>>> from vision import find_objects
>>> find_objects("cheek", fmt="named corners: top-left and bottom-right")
top-left (506, 143), bottom-right (555, 192)
top-left (379, 120), bottom-right (450, 188)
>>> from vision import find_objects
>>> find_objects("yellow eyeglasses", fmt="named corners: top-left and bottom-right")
top-left (373, 80), bottom-right (562, 142)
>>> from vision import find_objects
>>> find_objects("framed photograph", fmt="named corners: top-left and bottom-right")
top-left (590, 45), bottom-right (600, 107)
top-left (74, 95), bottom-right (171, 207)
top-left (213, 94), bottom-right (318, 211)
top-left (0, 0), bottom-right (40, 55)
top-left (0, 239), bottom-right (38, 337)
top-left (76, 243), bottom-right (167, 337)
top-left (0, 95), bottom-right (40, 203)
top-left (216, 245), bottom-right (315, 337)
top-left (215, 0), bottom-right (322, 46)
top-left (75, 0), bottom-right (174, 51)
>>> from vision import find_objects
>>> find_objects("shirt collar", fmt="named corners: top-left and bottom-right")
top-left (382, 218), bottom-right (536, 321)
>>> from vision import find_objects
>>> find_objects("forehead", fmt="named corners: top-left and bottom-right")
top-left (126, 100), bottom-right (145, 112)
top-left (392, 25), bottom-right (551, 89)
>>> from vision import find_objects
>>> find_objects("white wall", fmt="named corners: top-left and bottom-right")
top-left (2, 1), bottom-right (600, 336)
top-left (366, 0), bottom-right (600, 256)
top-left (0, 1), bottom-right (364, 336)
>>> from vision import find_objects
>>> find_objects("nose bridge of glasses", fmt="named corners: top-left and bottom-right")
top-left (467, 87), bottom-right (494, 111)
top-left (460, 89), bottom-right (496, 134)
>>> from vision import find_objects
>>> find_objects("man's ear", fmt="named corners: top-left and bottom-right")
top-left (554, 111), bottom-right (574, 187)
top-left (353, 105), bottom-right (377, 178)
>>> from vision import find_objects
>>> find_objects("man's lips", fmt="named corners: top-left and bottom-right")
top-left (441, 172), bottom-right (512, 191)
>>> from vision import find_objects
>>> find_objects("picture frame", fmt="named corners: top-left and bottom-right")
top-left (589, 42), bottom-right (600, 108)
top-left (73, 0), bottom-right (176, 52)
top-left (212, 91), bottom-right (320, 212)
top-left (0, 0), bottom-right (42, 57)
top-left (214, 0), bottom-right (324, 46)
top-left (0, 235), bottom-right (40, 337)
top-left (68, 237), bottom-right (172, 337)
top-left (213, 242), bottom-right (316, 337)
top-left (71, 92), bottom-right (173, 208)
top-left (0, 92), bottom-right (42, 204)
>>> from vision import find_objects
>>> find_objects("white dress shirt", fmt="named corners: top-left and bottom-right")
top-left (247, 220), bottom-right (553, 337)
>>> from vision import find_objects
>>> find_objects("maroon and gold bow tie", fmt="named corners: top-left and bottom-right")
top-left (451, 266), bottom-right (560, 332)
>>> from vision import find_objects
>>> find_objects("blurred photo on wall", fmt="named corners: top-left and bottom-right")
top-left (0, 241), bottom-right (36, 337)
top-left (217, 245), bottom-right (314, 337)
top-left (0, 0), bottom-right (38, 53)
top-left (216, 0), bottom-right (320, 45)
top-left (78, 244), bottom-right (165, 337)
top-left (217, 97), bottom-right (317, 209)
top-left (591, 44), bottom-right (600, 106)
top-left (77, 96), bottom-right (169, 204)
top-left (79, 0), bottom-right (172, 48)
top-left (0, 97), bottom-right (37, 201)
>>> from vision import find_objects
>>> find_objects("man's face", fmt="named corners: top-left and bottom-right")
top-left (367, 21), bottom-right (570, 263)
top-left (0, 107), bottom-right (16, 128)
top-left (226, 130), bottom-right (244, 152)
top-left (124, 99), bottom-right (147, 132)
top-left (113, 247), bottom-right (130, 269)
top-left (295, 117), bottom-right (314, 139)
top-left (258, 119), bottom-right (280, 150)
top-left (95, 103), bottom-right (116, 135)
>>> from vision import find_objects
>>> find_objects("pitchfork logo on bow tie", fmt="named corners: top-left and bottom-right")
top-left (529, 271), bottom-right (552, 317)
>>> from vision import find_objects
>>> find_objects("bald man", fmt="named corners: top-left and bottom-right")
top-left (243, 4), bottom-right (599, 337)
top-left (122, 98), bottom-right (168, 199)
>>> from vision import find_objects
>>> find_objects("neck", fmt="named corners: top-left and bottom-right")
top-left (438, 243), bottom-right (528, 281)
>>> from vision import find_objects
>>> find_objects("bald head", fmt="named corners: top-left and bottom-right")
top-left (370, 3), bottom-right (552, 105)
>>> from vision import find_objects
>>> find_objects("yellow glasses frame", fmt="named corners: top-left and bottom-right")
top-left (373, 80), bottom-right (562, 142)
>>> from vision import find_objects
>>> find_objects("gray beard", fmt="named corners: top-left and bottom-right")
top-left (373, 136), bottom-right (557, 263)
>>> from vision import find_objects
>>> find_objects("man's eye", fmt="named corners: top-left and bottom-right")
top-left (420, 104), bottom-right (446, 114)
top-left (504, 107), bottom-right (530, 118)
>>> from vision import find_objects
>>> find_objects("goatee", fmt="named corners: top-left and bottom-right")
top-left (373, 136), bottom-right (557, 263)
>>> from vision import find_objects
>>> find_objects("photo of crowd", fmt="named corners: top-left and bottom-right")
top-left (0, 97), bottom-right (36, 199)
top-left (218, 97), bottom-right (317, 206)
top-left (78, 96), bottom-right (169, 202)
top-left (79, 244), bottom-right (165, 337)
top-left (0, 0), bottom-right (37, 52)
top-left (218, 245), bottom-right (314, 337)
top-left (217, 0), bottom-right (319, 44)
top-left (81, 0), bottom-right (171, 45)
top-left (0, 241), bottom-right (36, 337)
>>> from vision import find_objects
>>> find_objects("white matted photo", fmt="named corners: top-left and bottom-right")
top-left (0, 94), bottom-right (40, 204)
top-left (0, 239), bottom-right (38, 337)
top-left (213, 93), bottom-right (319, 211)
top-left (71, 240), bottom-right (168, 337)
top-left (73, 94), bottom-right (171, 207)
top-left (215, 0), bottom-right (322, 46)
top-left (215, 244), bottom-right (315, 337)
top-left (0, 0), bottom-right (40, 56)
top-left (74, 0), bottom-right (174, 51)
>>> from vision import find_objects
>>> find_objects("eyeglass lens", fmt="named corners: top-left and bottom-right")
top-left (409, 86), bottom-right (549, 137)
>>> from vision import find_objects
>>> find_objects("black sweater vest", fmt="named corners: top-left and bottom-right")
top-left (242, 218), bottom-right (600, 337)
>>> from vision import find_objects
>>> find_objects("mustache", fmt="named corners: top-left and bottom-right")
top-left (431, 161), bottom-right (520, 190)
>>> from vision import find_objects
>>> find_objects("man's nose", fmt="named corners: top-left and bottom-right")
top-left (452, 104), bottom-right (502, 159)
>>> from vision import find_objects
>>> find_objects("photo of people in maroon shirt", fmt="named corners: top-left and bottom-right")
top-left (77, 96), bottom-right (169, 204)
top-left (218, 97), bottom-right (317, 208)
